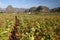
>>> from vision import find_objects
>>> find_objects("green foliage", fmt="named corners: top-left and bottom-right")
top-left (0, 14), bottom-right (60, 40)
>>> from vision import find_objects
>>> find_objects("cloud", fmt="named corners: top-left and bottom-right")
top-left (0, 2), bottom-right (3, 6)
top-left (0, 2), bottom-right (4, 8)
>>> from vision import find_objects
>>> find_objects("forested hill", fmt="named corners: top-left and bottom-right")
top-left (0, 5), bottom-right (60, 13)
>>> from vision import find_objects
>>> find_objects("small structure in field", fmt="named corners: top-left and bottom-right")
top-left (27, 12), bottom-right (31, 15)
top-left (28, 12), bottom-right (31, 14)
top-left (13, 13), bottom-right (16, 14)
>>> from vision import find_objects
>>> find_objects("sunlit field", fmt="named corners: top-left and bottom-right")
top-left (0, 13), bottom-right (60, 40)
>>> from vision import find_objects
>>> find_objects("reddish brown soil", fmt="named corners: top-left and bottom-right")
top-left (9, 16), bottom-right (20, 40)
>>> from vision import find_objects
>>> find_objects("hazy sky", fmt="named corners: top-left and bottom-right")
top-left (0, 0), bottom-right (60, 9)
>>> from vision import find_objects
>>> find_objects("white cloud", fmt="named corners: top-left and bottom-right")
top-left (0, 2), bottom-right (4, 8)
top-left (0, 2), bottom-right (3, 6)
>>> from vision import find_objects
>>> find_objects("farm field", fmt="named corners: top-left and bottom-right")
top-left (0, 13), bottom-right (60, 40)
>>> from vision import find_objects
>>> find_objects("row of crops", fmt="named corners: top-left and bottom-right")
top-left (0, 14), bottom-right (60, 40)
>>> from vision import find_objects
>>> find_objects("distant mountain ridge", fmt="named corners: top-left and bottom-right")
top-left (51, 7), bottom-right (60, 12)
top-left (0, 5), bottom-right (60, 13)
top-left (0, 5), bottom-right (26, 13)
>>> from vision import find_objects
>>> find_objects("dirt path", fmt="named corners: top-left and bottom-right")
top-left (9, 16), bottom-right (20, 40)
